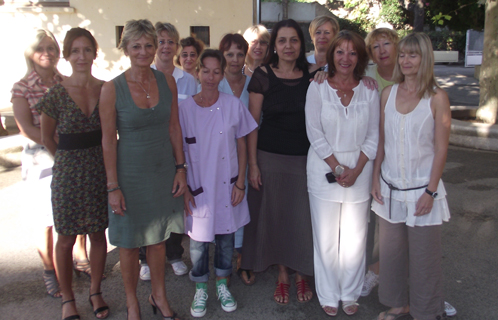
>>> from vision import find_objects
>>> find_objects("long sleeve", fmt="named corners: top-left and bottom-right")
top-left (305, 81), bottom-right (333, 160)
top-left (360, 89), bottom-right (380, 160)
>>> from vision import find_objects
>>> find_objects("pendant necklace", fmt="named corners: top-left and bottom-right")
top-left (245, 64), bottom-right (254, 74)
top-left (133, 74), bottom-right (151, 99)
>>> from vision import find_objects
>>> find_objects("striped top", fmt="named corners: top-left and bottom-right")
top-left (11, 70), bottom-right (64, 127)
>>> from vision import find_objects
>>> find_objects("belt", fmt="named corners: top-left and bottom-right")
top-left (381, 173), bottom-right (428, 219)
top-left (58, 130), bottom-right (102, 150)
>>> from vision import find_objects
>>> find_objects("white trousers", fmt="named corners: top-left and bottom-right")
top-left (309, 194), bottom-right (369, 307)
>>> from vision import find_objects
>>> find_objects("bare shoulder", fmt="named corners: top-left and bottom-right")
top-left (101, 80), bottom-right (116, 95)
top-left (380, 85), bottom-right (393, 104)
top-left (431, 88), bottom-right (450, 112)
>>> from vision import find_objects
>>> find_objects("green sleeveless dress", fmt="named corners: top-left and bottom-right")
top-left (108, 69), bottom-right (184, 248)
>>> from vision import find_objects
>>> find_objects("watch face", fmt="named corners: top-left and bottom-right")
top-left (433, 192), bottom-right (438, 198)
top-left (335, 165), bottom-right (344, 175)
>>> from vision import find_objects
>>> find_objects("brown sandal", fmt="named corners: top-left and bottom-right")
top-left (296, 278), bottom-right (313, 303)
top-left (273, 281), bottom-right (290, 305)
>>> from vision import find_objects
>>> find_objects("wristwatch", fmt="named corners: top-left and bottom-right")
top-left (175, 163), bottom-right (188, 170)
top-left (425, 188), bottom-right (438, 198)
top-left (334, 165), bottom-right (344, 176)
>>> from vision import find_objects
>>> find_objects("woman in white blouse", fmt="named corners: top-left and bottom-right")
top-left (305, 30), bottom-right (379, 317)
top-left (371, 33), bottom-right (451, 320)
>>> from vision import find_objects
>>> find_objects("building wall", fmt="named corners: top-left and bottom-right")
top-left (0, 0), bottom-right (253, 108)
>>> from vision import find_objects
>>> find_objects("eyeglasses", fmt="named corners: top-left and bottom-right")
top-left (181, 52), bottom-right (198, 59)
top-left (251, 40), bottom-right (269, 47)
top-left (159, 40), bottom-right (176, 46)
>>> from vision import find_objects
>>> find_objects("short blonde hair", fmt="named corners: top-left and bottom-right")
top-left (309, 15), bottom-right (339, 41)
top-left (392, 33), bottom-right (440, 98)
top-left (243, 24), bottom-right (270, 45)
top-left (118, 19), bottom-right (158, 52)
top-left (365, 28), bottom-right (399, 59)
top-left (24, 29), bottom-right (60, 78)
top-left (155, 22), bottom-right (179, 44)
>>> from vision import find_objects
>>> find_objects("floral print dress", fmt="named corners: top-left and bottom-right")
top-left (36, 84), bottom-right (108, 235)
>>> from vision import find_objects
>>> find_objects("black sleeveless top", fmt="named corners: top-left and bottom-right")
top-left (247, 65), bottom-right (316, 156)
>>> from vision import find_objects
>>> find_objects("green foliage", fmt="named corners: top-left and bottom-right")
top-left (426, 30), bottom-right (466, 54)
top-left (380, 0), bottom-right (409, 29)
top-left (424, 0), bottom-right (485, 32)
top-left (337, 17), bottom-right (368, 37)
top-left (431, 12), bottom-right (452, 26)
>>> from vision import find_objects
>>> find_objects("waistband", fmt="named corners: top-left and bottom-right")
top-left (58, 130), bottom-right (102, 150)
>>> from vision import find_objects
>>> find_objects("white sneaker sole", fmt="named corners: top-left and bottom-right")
top-left (220, 301), bottom-right (237, 312)
top-left (190, 307), bottom-right (207, 318)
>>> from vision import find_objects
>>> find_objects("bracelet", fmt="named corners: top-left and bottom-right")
top-left (107, 186), bottom-right (120, 193)
top-left (176, 169), bottom-right (187, 174)
top-left (234, 184), bottom-right (246, 191)
top-left (107, 182), bottom-right (118, 187)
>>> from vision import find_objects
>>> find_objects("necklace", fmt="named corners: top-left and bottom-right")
top-left (245, 64), bottom-right (254, 74)
top-left (132, 74), bottom-right (151, 99)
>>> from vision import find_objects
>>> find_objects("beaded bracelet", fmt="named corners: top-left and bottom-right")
top-left (107, 186), bottom-right (121, 193)
top-left (107, 182), bottom-right (118, 187)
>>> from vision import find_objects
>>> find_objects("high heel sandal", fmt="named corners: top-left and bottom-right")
top-left (73, 260), bottom-right (106, 280)
top-left (43, 269), bottom-right (61, 298)
top-left (61, 299), bottom-right (80, 320)
top-left (149, 295), bottom-right (179, 320)
top-left (89, 292), bottom-right (110, 319)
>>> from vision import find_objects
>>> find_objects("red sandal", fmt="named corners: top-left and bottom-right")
top-left (296, 278), bottom-right (313, 303)
top-left (273, 281), bottom-right (290, 305)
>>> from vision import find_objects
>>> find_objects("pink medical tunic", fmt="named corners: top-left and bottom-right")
top-left (179, 93), bottom-right (258, 242)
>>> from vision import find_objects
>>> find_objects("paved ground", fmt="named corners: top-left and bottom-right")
top-left (0, 64), bottom-right (496, 320)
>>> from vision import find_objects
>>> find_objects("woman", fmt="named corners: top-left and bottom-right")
top-left (371, 32), bottom-right (451, 320)
top-left (218, 33), bottom-right (254, 285)
top-left (242, 25), bottom-right (270, 77)
top-left (100, 19), bottom-right (185, 320)
top-left (11, 29), bottom-right (91, 300)
top-left (305, 30), bottom-right (379, 317)
top-left (307, 15), bottom-right (340, 70)
top-left (137, 22), bottom-right (198, 282)
top-left (176, 36), bottom-right (204, 81)
top-left (181, 49), bottom-right (257, 317)
top-left (241, 19), bottom-right (320, 305)
top-left (37, 28), bottom-right (109, 320)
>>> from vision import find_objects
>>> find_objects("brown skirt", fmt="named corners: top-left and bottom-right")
top-left (241, 150), bottom-right (314, 276)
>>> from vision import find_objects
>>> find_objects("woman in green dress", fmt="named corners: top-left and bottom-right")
top-left (100, 19), bottom-right (186, 320)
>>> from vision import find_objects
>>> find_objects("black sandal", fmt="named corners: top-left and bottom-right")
top-left (89, 292), bottom-right (110, 319)
top-left (61, 299), bottom-right (80, 320)
top-left (43, 269), bottom-right (61, 298)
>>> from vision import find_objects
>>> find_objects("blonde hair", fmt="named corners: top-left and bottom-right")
top-left (23, 29), bottom-right (60, 78)
top-left (309, 15), bottom-right (339, 41)
top-left (243, 25), bottom-right (270, 65)
top-left (365, 28), bottom-right (399, 60)
top-left (392, 33), bottom-right (440, 98)
top-left (118, 19), bottom-right (157, 52)
top-left (155, 22), bottom-right (179, 44)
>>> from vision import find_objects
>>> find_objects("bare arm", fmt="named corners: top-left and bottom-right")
top-left (414, 88), bottom-right (451, 216)
top-left (232, 136), bottom-right (248, 206)
top-left (247, 91), bottom-right (263, 190)
top-left (40, 113), bottom-right (58, 156)
top-left (12, 97), bottom-right (42, 144)
top-left (165, 73), bottom-right (187, 197)
top-left (99, 80), bottom-right (126, 215)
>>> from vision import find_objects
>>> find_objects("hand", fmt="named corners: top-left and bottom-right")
top-left (109, 189), bottom-right (126, 216)
top-left (362, 76), bottom-right (378, 91)
top-left (371, 178), bottom-right (384, 204)
top-left (248, 164), bottom-right (262, 191)
top-left (311, 70), bottom-right (327, 84)
top-left (337, 166), bottom-right (359, 188)
top-left (231, 184), bottom-right (245, 207)
top-left (172, 171), bottom-right (188, 197)
top-left (183, 190), bottom-right (196, 216)
top-left (414, 192), bottom-right (434, 216)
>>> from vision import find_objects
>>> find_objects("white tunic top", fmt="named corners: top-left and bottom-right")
top-left (372, 84), bottom-right (451, 226)
top-left (305, 80), bottom-right (379, 202)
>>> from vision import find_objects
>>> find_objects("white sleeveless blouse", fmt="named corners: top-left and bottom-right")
top-left (372, 84), bottom-right (450, 226)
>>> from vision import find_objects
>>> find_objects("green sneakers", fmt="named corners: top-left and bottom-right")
top-left (191, 282), bottom-right (208, 317)
top-left (216, 278), bottom-right (237, 312)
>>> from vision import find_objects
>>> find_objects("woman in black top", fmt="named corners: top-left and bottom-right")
top-left (241, 19), bottom-right (320, 305)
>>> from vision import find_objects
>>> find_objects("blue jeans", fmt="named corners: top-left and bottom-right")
top-left (189, 233), bottom-right (234, 283)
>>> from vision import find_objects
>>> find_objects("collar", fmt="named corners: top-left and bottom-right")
top-left (26, 70), bottom-right (63, 88)
top-left (172, 67), bottom-right (185, 82)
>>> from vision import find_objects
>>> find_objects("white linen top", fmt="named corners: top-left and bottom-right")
top-left (305, 80), bottom-right (379, 202)
top-left (372, 84), bottom-right (450, 226)
top-left (150, 65), bottom-right (197, 102)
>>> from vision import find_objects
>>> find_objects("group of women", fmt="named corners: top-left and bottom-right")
top-left (12, 13), bottom-right (452, 320)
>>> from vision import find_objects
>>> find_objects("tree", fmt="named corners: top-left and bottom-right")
top-left (476, 0), bottom-right (498, 124)
top-left (424, 0), bottom-right (485, 31)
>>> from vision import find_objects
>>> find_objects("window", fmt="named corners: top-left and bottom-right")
top-left (190, 26), bottom-right (210, 47)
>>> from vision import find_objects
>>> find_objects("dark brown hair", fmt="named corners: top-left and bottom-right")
top-left (175, 36), bottom-right (204, 66)
top-left (219, 33), bottom-right (248, 55)
top-left (197, 49), bottom-right (226, 73)
top-left (326, 30), bottom-right (368, 81)
top-left (63, 27), bottom-right (98, 59)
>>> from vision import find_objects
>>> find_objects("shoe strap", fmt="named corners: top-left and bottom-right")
top-left (89, 292), bottom-right (103, 298)
top-left (62, 299), bottom-right (75, 306)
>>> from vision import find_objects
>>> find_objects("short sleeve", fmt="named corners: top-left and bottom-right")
top-left (35, 86), bottom-right (60, 120)
top-left (11, 81), bottom-right (27, 101)
top-left (247, 66), bottom-right (269, 94)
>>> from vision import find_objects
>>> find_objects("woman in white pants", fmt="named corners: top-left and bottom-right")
top-left (305, 30), bottom-right (379, 317)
